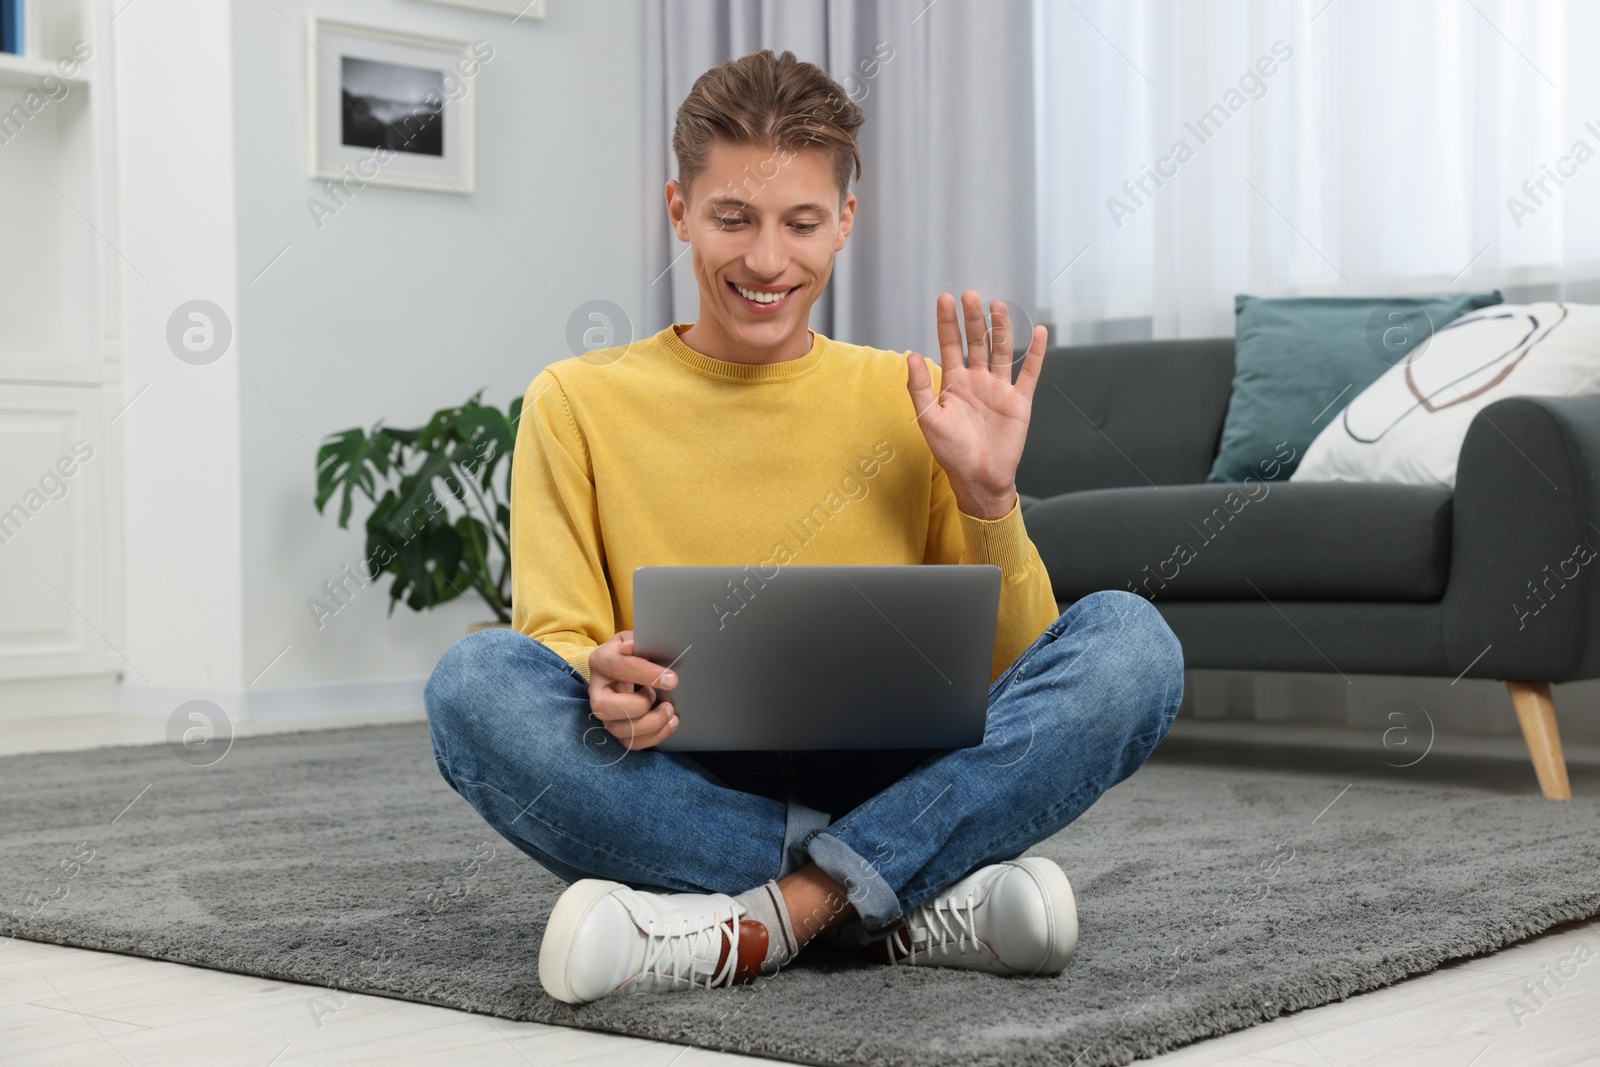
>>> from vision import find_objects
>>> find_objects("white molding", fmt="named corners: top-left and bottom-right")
top-left (118, 675), bottom-right (428, 723)
top-left (0, 356), bottom-right (106, 385)
top-left (408, 0), bottom-right (546, 18)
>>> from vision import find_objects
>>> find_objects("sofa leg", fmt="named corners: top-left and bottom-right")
top-left (1507, 681), bottom-right (1572, 801)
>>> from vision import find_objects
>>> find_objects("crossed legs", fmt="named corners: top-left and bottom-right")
top-left (425, 590), bottom-right (1183, 948)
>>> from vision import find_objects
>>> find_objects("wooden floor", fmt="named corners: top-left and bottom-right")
top-left (3, 712), bottom-right (1598, 1067)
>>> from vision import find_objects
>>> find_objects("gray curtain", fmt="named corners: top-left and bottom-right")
top-left (644, 0), bottom-right (1038, 360)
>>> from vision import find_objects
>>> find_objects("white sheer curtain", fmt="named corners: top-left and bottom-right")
top-left (1035, 0), bottom-right (1600, 340)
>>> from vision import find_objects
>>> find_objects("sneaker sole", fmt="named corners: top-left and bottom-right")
top-left (538, 878), bottom-right (628, 1004)
top-left (1010, 856), bottom-right (1079, 975)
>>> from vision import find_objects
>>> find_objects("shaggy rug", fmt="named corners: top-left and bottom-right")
top-left (2, 722), bottom-right (1597, 1067)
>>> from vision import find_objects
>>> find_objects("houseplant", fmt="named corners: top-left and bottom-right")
top-left (314, 390), bottom-right (522, 624)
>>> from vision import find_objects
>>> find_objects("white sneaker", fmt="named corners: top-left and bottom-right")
top-left (538, 879), bottom-right (770, 1004)
top-left (881, 856), bottom-right (1078, 975)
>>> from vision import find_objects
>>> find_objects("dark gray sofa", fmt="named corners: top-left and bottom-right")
top-left (1014, 338), bottom-right (1600, 799)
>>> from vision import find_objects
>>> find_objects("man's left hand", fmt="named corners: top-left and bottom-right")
top-left (905, 291), bottom-right (1047, 520)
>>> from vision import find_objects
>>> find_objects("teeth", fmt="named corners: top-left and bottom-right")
top-left (735, 284), bottom-right (791, 304)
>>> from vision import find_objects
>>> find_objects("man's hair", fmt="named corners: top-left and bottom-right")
top-left (672, 49), bottom-right (865, 204)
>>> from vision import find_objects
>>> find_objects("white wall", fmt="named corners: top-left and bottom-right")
top-left (116, 0), bottom-right (646, 714)
top-left (115, 1), bottom-right (246, 697)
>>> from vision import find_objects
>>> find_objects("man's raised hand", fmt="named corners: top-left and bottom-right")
top-left (904, 291), bottom-right (1047, 520)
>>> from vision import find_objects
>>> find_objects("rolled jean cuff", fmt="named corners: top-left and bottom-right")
top-left (803, 829), bottom-right (903, 934)
top-left (778, 798), bottom-right (832, 880)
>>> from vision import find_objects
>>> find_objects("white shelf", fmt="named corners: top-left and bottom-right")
top-left (0, 53), bottom-right (92, 89)
top-left (0, 0), bottom-right (120, 688)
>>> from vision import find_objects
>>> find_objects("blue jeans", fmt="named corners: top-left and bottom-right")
top-left (424, 590), bottom-right (1183, 940)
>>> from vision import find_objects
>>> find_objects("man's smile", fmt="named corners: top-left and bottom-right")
top-left (728, 281), bottom-right (801, 313)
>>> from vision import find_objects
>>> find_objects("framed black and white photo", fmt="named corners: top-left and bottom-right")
top-left (307, 17), bottom-right (483, 194)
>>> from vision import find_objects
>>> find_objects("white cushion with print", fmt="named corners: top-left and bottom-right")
top-left (1292, 302), bottom-right (1600, 488)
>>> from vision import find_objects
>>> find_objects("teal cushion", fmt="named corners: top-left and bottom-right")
top-left (1206, 291), bottom-right (1503, 483)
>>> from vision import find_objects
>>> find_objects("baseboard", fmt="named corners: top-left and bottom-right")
top-left (1166, 716), bottom-right (1600, 767)
top-left (0, 673), bottom-right (120, 720)
top-left (1181, 669), bottom-right (1600, 746)
top-left (117, 676), bottom-right (428, 723)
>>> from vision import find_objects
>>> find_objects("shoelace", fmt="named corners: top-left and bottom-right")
top-left (887, 890), bottom-right (980, 965)
top-left (635, 907), bottom-right (740, 990)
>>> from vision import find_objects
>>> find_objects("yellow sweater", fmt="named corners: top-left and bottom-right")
top-left (510, 323), bottom-right (1059, 684)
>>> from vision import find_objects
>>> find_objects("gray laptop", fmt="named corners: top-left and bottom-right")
top-left (632, 564), bottom-right (1001, 751)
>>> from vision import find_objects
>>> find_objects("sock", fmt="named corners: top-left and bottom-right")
top-left (732, 881), bottom-right (800, 976)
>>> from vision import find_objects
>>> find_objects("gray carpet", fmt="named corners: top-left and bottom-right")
top-left (2, 723), bottom-right (1598, 1067)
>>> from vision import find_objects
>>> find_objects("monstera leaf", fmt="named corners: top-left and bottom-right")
top-left (315, 391), bottom-right (520, 622)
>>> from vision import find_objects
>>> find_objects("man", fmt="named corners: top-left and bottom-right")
top-left (424, 49), bottom-right (1183, 1004)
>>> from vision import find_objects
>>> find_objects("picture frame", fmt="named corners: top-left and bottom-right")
top-left (306, 17), bottom-right (482, 194)
top-left (408, 0), bottom-right (546, 19)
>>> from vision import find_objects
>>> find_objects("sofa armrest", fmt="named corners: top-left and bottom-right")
top-left (1443, 394), bottom-right (1600, 682)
